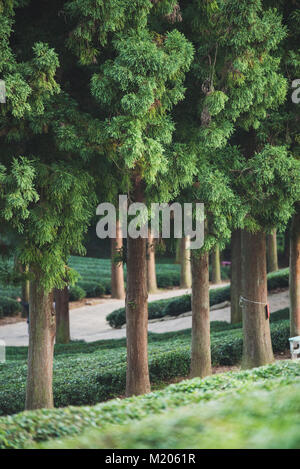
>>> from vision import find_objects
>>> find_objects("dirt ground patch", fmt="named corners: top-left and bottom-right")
top-left (0, 315), bottom-right (25, 326)
top-left (69, 297), bottom-right (107, 310)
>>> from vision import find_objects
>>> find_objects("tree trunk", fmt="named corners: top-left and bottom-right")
top-left (211, 245), bottom-right (221, 284)
top-left (175, 239), bottom-right (181, 264)
top-left (241, 230), bottom-right (274, 369)
top-left (283, 225), bottom-right (290, 267)
top-left (147, 229), bottom-right (158, 294)
top-left (267, 230), bottom-right (279, 272)
top-left (191, 250), bottom-right (212, 378)
top-left (55, 286), bottom-right (70, 344)
top-left (22, 265), bottom-right (30, 304)
top-left (180, 236), bottom-right (192, 289)
top-left (290, 209), bottom-right (300, 337)
top-left (26, 271), bottom-right (56, 410)
top-left (111, 219), bottom-right (125, 299)
top-left (231, 230), bottom-right (242, 324)
top-left (125, 178), bottom-right (150, 397)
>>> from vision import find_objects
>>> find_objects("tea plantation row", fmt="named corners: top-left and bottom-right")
top-left (0, 307), bottom-right (290, 417)
top-left (0, 360), bottom-right (299, 449)
top-left (107, 268), bottom-right (289, 328)
top-left (0, 256), bottom-right (230, 316)
top-left (42, 371), bottom-right (300, 449)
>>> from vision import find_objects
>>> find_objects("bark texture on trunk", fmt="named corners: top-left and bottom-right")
top-left (111, 219), bottom-right (125, 299)
top-left (241, 230), bottom-right (274, 369)
top-left (26, 272), bottom-right (56, 410)
top-left (191, 250), bottom-right (212, 378)
top-left (231, 230), bottom-right (242, 324)
top-left (267, 230), bottom-right (279, 272)
top-left (211, 245), bottom-right (221, 284)
top-left (55, 286), bottom-right (70, 344)
top-left (125, 178), bottom-right (150, 397)
top-left (147, 229), bottom-right (157, 294)
top-left (180, 236), bottom-right (192, 289)
top-left (290, 209), bottom-right (300, 337)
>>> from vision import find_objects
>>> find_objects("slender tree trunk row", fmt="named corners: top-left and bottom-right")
top-left (26, 271), bottom-right (56, 410)
top-left (191, 250), bottom-right (211, 378)
top-left (211, 245), bottom-right (221, 285)
top-left (22, 265), bottom-right (30, 304)
top-left (147, 229), bottom-right (157, 294)
top-left (175, 238), bottom-right (181, 264)
top-left (267, 230), bottom-right (279, 273)
top-left (180, 236), bottom-right (192, 289)
top-left (125, 178), bottom-right (151, 397)
top-left (25, 214), bottom-right (298, 408)
top-left (241, 230), bottom-right (274, 368)
top-left (111, 219), bottom-right (125, 300)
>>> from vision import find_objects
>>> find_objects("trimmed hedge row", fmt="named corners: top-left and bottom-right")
top-left (69, 286), bottom-right (85, 302)
top-left (73, 268), bottom-right (228, 300)
top-left (108, 297), bottom-right (172, 329)
top-left (76, 281), bottom-right (106, 298)
top-left (3, 308), bottom-right (289, 365)
top-left (46, 378), bottom-right (300, 449)
top-left (0, 310), bottom-right (290, 417)
top-left (0, 297), bottom-right (22, 319)
top-left (0, 360), bottom-right (299, 449)
top-left (107, 268), bottom-right (289, 328)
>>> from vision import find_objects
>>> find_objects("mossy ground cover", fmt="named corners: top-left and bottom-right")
top-left (1, 360), bottom-right (299, 449)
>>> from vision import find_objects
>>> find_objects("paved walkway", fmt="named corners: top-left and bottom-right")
top-left (0, 286), bottom-right (290, 346)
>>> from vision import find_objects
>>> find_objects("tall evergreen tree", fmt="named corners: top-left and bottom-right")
top-left (173, 0), bottom-right (294, 374)
top-left (65, 0), bottom-right (194, 396)
top-left (257, 0), bottom-right (300, 336)
top-left (0, 0), bottom-right (96, 409)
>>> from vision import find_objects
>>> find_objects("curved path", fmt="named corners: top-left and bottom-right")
top-left (0, 285), bottom-right (290, 346)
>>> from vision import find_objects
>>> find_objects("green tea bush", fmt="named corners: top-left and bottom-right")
top-left (0, 315), bottom-right (291, 417)
top-left (267, 268), bottom-right (289, 290)
top-left (0, 297), bottom-right (22, 318)
top-left (0, 361), bottom-right (299, 449)
top-left (156, 271), bottom-right (180, 288)
top-left (107, 268), bottom-right (290, 328)
top-left (69, 286), bottom-right (85, 302)
top-left (107, 297), bottom-right (171, 328)
top-left (77, 281), bottom-right (106, 298)
top-left (49, 379), bottom-right (300, 449)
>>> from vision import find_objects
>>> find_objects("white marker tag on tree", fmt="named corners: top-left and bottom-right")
top-left (0, 80), bottom-right (6, 103)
